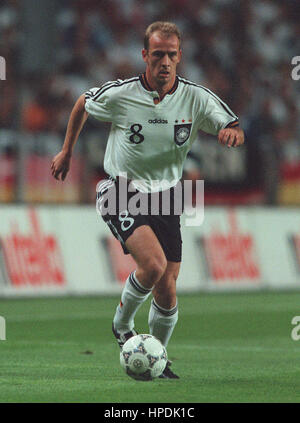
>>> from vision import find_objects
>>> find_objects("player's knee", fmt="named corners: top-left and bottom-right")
top-left (144, 256), bottom-right (167, 284)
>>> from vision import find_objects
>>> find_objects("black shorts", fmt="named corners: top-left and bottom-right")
top-left (96, 177), bottom-right (182, 262)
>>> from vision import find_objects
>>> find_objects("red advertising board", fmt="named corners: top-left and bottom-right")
top-left (200, 210), bottom-right (260, 282)
top-left (1, 208), bottom-right (66, 286)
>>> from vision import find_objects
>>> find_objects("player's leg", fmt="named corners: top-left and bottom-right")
top-left (112, 225), bottom-right (167, 343)
top-left (148, 261), bottom-right (180, 347)
top-left (148, 261), bottom-right (181, 379)
top-left (126, 225), bottom-right (168, 289)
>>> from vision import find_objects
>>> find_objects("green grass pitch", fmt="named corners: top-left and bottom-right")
top-left (0, 291), bottom-right (300, 403)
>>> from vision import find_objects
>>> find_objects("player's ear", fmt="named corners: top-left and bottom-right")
top-left (178, 49), bottom-right (182, 63)
top-left (142, 48), bottom-right (148, 63)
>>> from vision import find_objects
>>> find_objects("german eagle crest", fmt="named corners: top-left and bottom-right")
top-left (174, 123), bottom-right (192, 146)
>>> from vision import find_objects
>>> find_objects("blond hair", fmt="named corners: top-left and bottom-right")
top-left (144, 21), bottom-right (181, 50)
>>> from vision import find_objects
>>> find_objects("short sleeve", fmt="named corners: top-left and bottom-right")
top-left (84, 85), bottom-right (115, 122)
top-left (197, 89), bottom-right (238, 135)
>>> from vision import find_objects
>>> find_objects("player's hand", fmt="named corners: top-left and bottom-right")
top-left (218, 127), bottom-right (244, 148)
top-left (51, 150), bottom-right (71, 181)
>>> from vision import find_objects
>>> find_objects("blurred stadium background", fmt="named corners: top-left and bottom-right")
top-left (1, 0), bottom-right (300, 403)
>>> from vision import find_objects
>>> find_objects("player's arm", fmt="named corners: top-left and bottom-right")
top-left (51, 94), bottom-right (88, 181)
top-left (218, 122), bottom-right (245, 148)
top-left (197, 90), bottom-right (245, 148)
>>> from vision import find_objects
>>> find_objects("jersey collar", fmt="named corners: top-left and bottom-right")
top-left (139, 73), bottom-right (179, 95)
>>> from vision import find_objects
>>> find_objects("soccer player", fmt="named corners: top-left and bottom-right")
top-left (51, 21), bottom-right (244, 379)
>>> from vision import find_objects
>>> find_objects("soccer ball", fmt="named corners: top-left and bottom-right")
top-left (120, 334), bottom-right (167, 381)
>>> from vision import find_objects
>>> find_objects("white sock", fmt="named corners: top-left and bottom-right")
top-left (113, 271), bottom-right (152, 333)
top-left (148, 298), bottom-right (178, 347)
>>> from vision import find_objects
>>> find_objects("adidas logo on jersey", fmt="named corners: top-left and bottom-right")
top-left (148, 119), bottom-right (168, 124)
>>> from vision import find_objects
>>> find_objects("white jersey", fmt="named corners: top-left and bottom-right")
top-left (85, 74), bottom-right (238, 192)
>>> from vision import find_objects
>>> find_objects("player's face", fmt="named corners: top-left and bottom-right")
top-left (142, 32), bottom-right (182, 87)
